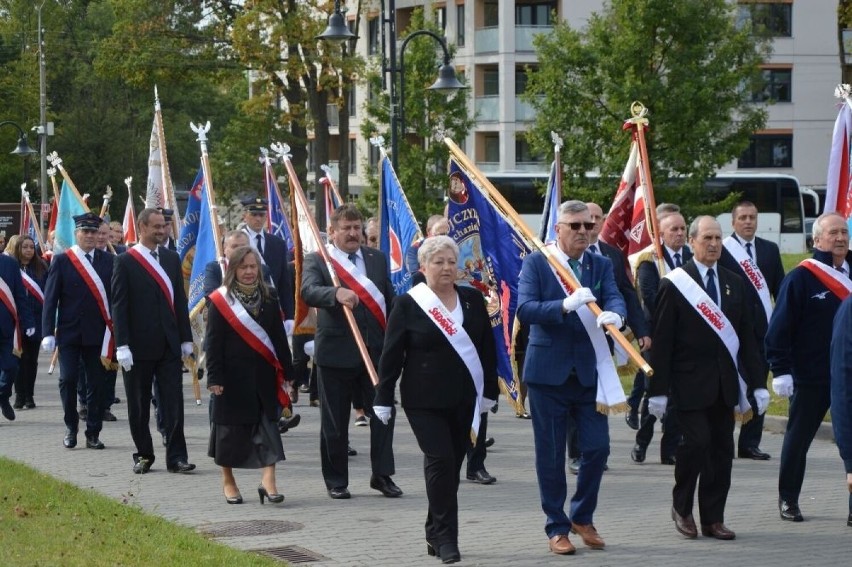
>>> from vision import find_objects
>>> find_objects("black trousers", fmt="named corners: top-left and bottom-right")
top-left (738, 359), bottom-right (769, 451)
top-left (407, 404), bottom-right (472, 547)
top-left (14, 337), bottom-right (40, 401)
top-left (673, 395), bottom-right (734, 525)
top-left (58, 345), bottom-right (105, 437)
top-left (317, 364), bottom-right (395, 489)
top-left (635, 396), bottom-right (681, 459)
top-left (466, 412), bottom-right (488, 475)
top-left (123, 354), bottom-right (188, 467)
top-left (778, 383), bottom-right (831, 502)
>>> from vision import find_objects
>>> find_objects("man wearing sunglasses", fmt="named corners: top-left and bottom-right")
top-left (518, 200), bottom-right (626, 555)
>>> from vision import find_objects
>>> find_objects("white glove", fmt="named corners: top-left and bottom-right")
top-left (562, 288), bottom-right (596, 313)
top-left (304, 340), bottom-right (315, 357)
top-left (771, 374), bottom-right (794, 398)
top-left (40, 336), bottom-right (55, 352)
top-left (284, 319), bottom-right (295, 337)
top-left (181, 342), bottom-right (194, 358)
top-left (595, 311), bottom-right (622, 328)
top-left (25, 327), bottom-right (35, 337)
top-left (116, 346), bottom-right (134, 371)
top-left (753, 388), bottom-right (770, 415)
top-left (647, 395), bottom-right (668, 419)
top-left (482, 398), bottom-right (497, 413)
top-left (373, 405), bottom-right (392, 425)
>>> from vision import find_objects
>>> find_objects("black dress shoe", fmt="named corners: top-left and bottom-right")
top-left (671, 506), bottom-right (698, 538)
top-left (78, 406), bottom-right (87, 420)
top-left (63, 430), bottom-right (77, 449)
top-left (347, 445), bottom-right (357, 456)
top-left (738, 447), bottom-right (771, 460)
top-left (631, 444), bottom-right (646, 463)
top-left (102, 410), bottom-right (118, 422)
top-left (0, 397), bottom-right (16, 421)
top-left (438, 543), bottom-right (460, 564)
top-left (24, 398), bottom-right (35, 409)
top-left (133, 458), bottom-right (152, 474)
top-left (328, 486), bottom-right (351, 499)
top-left (568, 458), bottom-right (580, 475)
top-left (625, 411), bottom-right (639, 430)
top-left (466, 469), bottom-right (497, 485)
top-left (701, 522), bottom-right (736, 540)
top-left (85, 436), bottom-right (105, 449)
top-left (113, 397), bottom-right (121, 404)
top-left (278, 413), bottom-right (301, 434)
top-left (779, 499), bottom-right (804, 522)
top-left (167, 461), bottom-right (196, 474)
top-left (12, 397), bottom-right (24, 410)
top-left (370, 474), bottom-right (403, 497)
top-left (661, 456), bottom-right (676, 465)
top-left (484, 437), bottom-right (495, 448)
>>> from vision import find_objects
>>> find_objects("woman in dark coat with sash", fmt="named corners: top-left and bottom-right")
top-left (205, 246), bottom-right (293, 505)
top-left (13, 235), bottom-right (47, 409)
top-left (374, 236), bottom-right (499, 564)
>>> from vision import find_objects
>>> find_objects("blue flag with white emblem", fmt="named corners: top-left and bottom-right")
top-left (378, 153), bottom-right (422, 294)
top-left (265, 164), bottom-right (294, 253)
top-left (187, 178), bottom-right (217, 318)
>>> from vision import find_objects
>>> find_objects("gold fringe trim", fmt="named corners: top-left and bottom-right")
top-left (280, 406), bottom-right (292, 419)
top-left (100, 356), bottom-right (119, 371)
top-left (736, 408), bottom-right (753, 425)
top-left (596, 401), bottom-right (630, 415)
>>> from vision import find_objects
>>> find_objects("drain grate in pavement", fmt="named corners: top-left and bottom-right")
top-left (199, 520), bottom-right (303, 538)
top-left (255, 545), bottom-right (328, 564)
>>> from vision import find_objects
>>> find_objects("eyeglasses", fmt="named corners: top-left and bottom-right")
top-left (557, 222), bottom-right (596, 231)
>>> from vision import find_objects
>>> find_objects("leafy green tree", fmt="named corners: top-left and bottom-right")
top-left (523, 0), bottom-right (770, 209)
top-left (360, 7), bottom-right (474, 220)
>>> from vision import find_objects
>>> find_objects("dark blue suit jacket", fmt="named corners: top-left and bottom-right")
top-left (0, 255), bottom-right (34, 368)
top-left (20, 263), bottom-right (46, 341)
top-left (637, 246), bottom-right (693, 320)
top-left (517, 249), bottom-right (626, 388)
top-left (42, 248), bottom-right (112, 347)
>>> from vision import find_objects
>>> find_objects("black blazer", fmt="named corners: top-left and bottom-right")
top-left (205, 294), bottom-right (293, 424)
top-left (598, 241), bottom-right (649, 337)
top-left (648, 260), bottom-right (765, 411)
top-left (637, 246), bottom-right (693, 319)
top-left (301, 246), bottom-right (394, 369)
top-left (718, 235), bottom-right (785, 340)
top-left (42, 248), bottom-right (112, 347)
top-left (376, 285), bottom-right (499, 409)
top-left (111, 246), bottom-right (192, 360)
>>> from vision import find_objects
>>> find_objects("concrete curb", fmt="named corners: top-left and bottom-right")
top-left (764, 415), bottom-right (835, 442)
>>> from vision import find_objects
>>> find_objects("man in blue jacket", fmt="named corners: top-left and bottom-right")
top-left (518, 200), bottom-right (626, 555)
top-left (766, 212), bottom-right (852, 522)
top-left (830, 293), bottom-right (852, 528)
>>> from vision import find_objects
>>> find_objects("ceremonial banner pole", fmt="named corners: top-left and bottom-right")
top-left (272, 142), bottom-right (380, 386)
top-left (155, 87), bottom-right (182, 240)
top-left (553, 131), bottom-right (563, 202)
top-left (628, 102), bottom-right (665, 273)
top-left (320, 164), bottom-right (345, 205)
top-left (443, 137), bottom-right (652, 376)
top-left (48, 166), bottom-right (61, 213)
top-left (20, 185), bottom-right (46, 251)
top-left (99, 187), bottom-right (117, 254)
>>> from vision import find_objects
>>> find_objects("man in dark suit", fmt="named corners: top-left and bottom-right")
top-left (0, 249), bottom-right (34, 421)
top-left (648, 216), bottom-right (767, 540)
top-left (301, 204), bottom-right (400, 500)
top-left (240, 198), bottom-right (294, 335)
top-left (518, 200), bottom-right (626, 555)
top-left (95, 220), bottom-right (120, 422)
top-left (112, 208), bottom-right (195, 474)
top-left (719, 201), bottom-right (785, 460)
top-left (41, 213), bottom-right (112, 449)
top-left (160, 209), bottom-right (178, 251)
top-left (631, 212), bottom-right (689, 463)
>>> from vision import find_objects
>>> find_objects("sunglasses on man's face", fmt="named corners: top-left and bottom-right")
top-left (557, 222), bottom-right (596, 231)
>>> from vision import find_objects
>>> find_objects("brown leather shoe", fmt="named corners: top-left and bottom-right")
top-left (548, 534), bottom-right (576, 555)
top-left (671, 507), bottom-right (698, 538)
top-left (570, 523), bottom-right (605, 549)
top-left (701, 522), bottom-right (736, 540)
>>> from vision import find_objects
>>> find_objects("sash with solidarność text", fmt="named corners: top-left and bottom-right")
top-left (723, 237), bottom-right (772, 324)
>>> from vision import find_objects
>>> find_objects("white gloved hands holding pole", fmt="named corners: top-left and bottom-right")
top-left (562, 288), bottom-right (596, 313)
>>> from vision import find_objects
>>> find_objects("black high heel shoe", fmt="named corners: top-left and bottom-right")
top-left (438, 543), bottom-right (460, 564)
top-left (224, 493), bottom-right (243, 505)
top-left (258, 485), bottom-right (284, 504)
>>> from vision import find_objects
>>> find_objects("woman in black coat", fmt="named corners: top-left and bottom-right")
top-left (374, 235), bottom-right (499, 564)
top-left (12, 235), bottom-right (47, 409)
top-left (205, 246), bottom-right (293, 505)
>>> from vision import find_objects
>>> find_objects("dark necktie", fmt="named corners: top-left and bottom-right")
top-left (84, 252), bottom-right (92, 264)
top-left (706, 268), bottom-right (718, 305)
top-left (568, 258), bottom-right (581, 280)
top-left (151, 250), bottom-right (159, 263)
top-left (348, 252), bottom-right (358, 270)
top-left (588, 244), bottom-right (598, 255)
top-left (836, 265), bottom-right (847, 276)
top-left (745, 242), bottom-right (753, 260)
top-left (256, 234), bottom-right (263, 256)
top-left (674, 252), bottom-right (682, 267)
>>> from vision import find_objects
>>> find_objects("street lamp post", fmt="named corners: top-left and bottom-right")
top-left (317, 1), bottom-right (465, 171)
top-left (0, 120), bottom-right (39, 191)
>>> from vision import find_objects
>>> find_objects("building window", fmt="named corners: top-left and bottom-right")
top-left (368, 18), bottom-right (380, 55)
top-left (752, 67), bottom-right (792, 103)
top-left (349, 139), bottom-right (357, 174)
top-left (369, 143), bottom-right (380, 168)
top-left (483, 68), bottom-right (499, 96)
top-left (516, 134), bottom-right (543, 163)
top-left (516, 66), bottom-right (534, 95)
top-left (435, 6), bottom-right (446, 33)
top-left (484, 0), bottom-right (499, 27)
top-left (347, 87), bottom-right (356, 117)
top-left (457, 5), bottom-right (465, 46)
top-left (308, 140), bottom-right (316, 170)
top-left (484, 134), bottom-right (500, 162)
top-left (738, 133), bottom-right (792, 168)
top-left (737, 2), bottom-right (792, 38)
top-left (516, 2), bottom-right (555, 26)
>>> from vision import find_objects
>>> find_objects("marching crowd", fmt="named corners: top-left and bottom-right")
top-left (0, 195), bottom-right (851, 564)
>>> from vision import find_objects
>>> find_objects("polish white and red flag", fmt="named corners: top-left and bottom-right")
top-left (123, 194), bottom-right (138, 244)
top-left (825, 85), bottom-right (852, 219)
top-left (600, 140), bottom-right (651, 258)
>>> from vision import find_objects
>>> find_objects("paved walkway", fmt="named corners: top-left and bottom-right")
top-left (2, 354), bottom-right (851, 566)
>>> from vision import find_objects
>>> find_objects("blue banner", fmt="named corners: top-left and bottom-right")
top-left (187, 178), bottom-right (216, 318)
top-left (54, 180), bottom-right (89, 254)
top-left (539, 160), bottom-right (560, 243)
top-left (265, 165), bottom-right (294, 253)
top-left (447, 159), bottom-right (532, 407)
top-left (379, 154), bottom-right (421, 294)
top-left (177, 167), bottom-right (204, 289)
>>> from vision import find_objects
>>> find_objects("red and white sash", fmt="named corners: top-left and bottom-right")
top-left (128, 245), bottom-right (174, 314)
top-left (408, 283), bottom-right (485, 436)
top-left (327, 245), bottom-right (387, 329)
top-left (208, 287), bottom-right (290, 408)
top-left (20, 270), bottom-right (44, 304)
top-left (664, 268), bottom-right (752, 421)
top-left (723, 236), bottom-right (772, 324)
top-left (67, 246), bottom-right (114, 363)
top-left (800, 258), bottom-right (852, 301)
top-left (544, 244), bottom-right (626, 414)
top-left (0, 277), bottom-right (21, 356)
